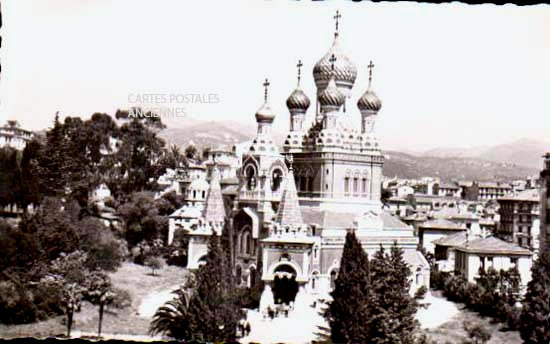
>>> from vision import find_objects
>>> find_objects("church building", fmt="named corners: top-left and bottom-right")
top-left (184, 11), bottom-right (430, 304)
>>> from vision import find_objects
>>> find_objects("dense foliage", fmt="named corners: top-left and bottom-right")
top-left (326, 235), bottom-right (420, 343)
top-left (519, 246), bottom-right (550, 344)
top-left (431, 267), bottom-right (521, 329)
top-left (366, 244), bottom-right (419, 344)
top-left (327, 231), bottom-right (371, 343)
top-left (149, 233), bottom-right (244, 341)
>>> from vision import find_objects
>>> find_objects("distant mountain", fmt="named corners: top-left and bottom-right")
top-left (383, 150), bottom-right (537, 182)
top-left (158, 119), bottom-right (285, 150)
top-left (477, 139), bottom-right (550, 169)
top-left (422, 139), bottom-right (550, 169)
top-left (423, 146), bottom-right (489, 159)
top-left (158, 118), bottom-right (539, 181)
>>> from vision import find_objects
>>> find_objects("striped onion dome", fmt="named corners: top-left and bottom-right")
top-left (318, 77), bottom-right (345, 107)
top-left (357, 89), bottom-right (382, 112)
top-left (313, 35), bottom-right (357, 94)
top-left (255, 102), bottom-right (275, 123)
top-left (286, 89), bottom-right (311, 112)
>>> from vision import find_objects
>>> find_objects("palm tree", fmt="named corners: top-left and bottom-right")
top-left (149, 286), bottom-right (193, 340)
top-left (85, 272), bottom-right (116, 338)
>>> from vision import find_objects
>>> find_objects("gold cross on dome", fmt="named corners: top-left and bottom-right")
top-left (367, 60), bottom-right (375, 88)
top-left (333, 10), bottom-right (342, 36)
top-left (263, 78), bottom-right (270, 102)
top-left (297, 60), bottom-right (303, 86)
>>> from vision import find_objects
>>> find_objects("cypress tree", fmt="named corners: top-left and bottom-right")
top-left (186, 234), bottom-right (242, 342)
top-left (39, 113), bottom-right (71, 197)
top-left (519, 245), bottom-right (550, 344)
top-left (366, 243), bottom-right (419, 344)
top-left (327, 231), bottom-right (370, 343)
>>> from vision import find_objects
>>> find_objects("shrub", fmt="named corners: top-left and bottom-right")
top-left (145, 256), bottom-right (164, 276)
top-left (111, 288), bottom-right (132, 309)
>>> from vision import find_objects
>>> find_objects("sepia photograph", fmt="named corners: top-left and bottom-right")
top-left (0, 0), bottom-right (549, 343)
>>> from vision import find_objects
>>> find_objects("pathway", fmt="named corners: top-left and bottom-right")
top-left (137, 284), bottom-right (181, 318)
top-left (416, 291), bottom-right (459, 329)
top-left (241, 290), bottom-right (459, 343)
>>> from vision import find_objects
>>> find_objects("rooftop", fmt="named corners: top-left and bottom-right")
top-left (455, 236), bottom-right (532, 256)
top-left (498, 188), bottom-right (539, 202)
top-left (419, 218), bottom-right (465, 231)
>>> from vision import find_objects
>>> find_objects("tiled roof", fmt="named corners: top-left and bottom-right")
top-left (498, 189), bottom-right (539, 202)
top-left (478, 182), bottom-right (511, 189)
top-left (169, 205), bottom-right (202, 218)
top-left (431, 208), bottom-right (478, 220)
top-left (275, 169), bottom-right (303, 226)
top-left (220, 177), bottom-right (239, 185)
top-left (402, 213), bottom-right (428, 222)
top-left (301, 209), bottom-right (355, 229)
top-left (432, 232), bottom-right (468, 247)
top-left (380, 211), bottom-right (410, 229)
top-left (439, 182), bottom-right (459, 190)
top-left (300, 209), bottom-right (409, 230)
top-left (202, 168), bottom-right (226, 222)
top-left (455, 236), bottom-right (532, 256)
top-left (221, 184), bottom-right (239, 195)
top-left (419, 218), bottom-right (465, 231)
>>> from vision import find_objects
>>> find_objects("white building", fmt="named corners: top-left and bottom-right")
top-left (454, 236), bottom-right (532, 288)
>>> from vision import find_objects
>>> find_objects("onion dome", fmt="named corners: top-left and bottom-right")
top-left (318, 77), bottom-right (345, 108)
top-left (255, 102), bottom-right (275, 123)
top-left (313, 36), bottom-right (357, 94)
top-left (286, 89), bottom-right (310, 112)
top-left (357, 89), bottom-right (382, 112)
top-left (255, 78), bottom-right (275, 123)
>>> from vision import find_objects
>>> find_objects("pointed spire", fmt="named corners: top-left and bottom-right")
top-left (202, 166), bottom-right (225, 223)
top-left (276, 157), bottom-right (303, 226)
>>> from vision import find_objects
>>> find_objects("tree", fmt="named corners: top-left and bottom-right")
top-left (150, 235), bottom-right (243, 341)
top-left (38, 113), bottom-right (72, 197)
top-left (463, 321), bottom-right (491, 344)
top-left (145, 256), bottom-right (164, 276)
top-left (326, 231), bottom-right (370, 343)
top-left (117, 192), bottom-right (165, 248)
top-left (366, 243), bottom-right (419, 344)
top-left (184, 145), bottom-right (198, 160)
top-left (85, 271), bottom-right (116, 338)
top-left (149, 282), bottom-right (194, 339)
top-left (519, 246), bottom-right (550, 344)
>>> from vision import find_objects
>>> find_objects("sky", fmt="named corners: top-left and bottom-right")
top-left (1, 0), bottom-right (550, 151)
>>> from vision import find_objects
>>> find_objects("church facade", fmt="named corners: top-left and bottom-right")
top-left (185, 13), bottom-right (430, 302)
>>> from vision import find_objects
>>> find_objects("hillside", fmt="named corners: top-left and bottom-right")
top-left (158, 120), bottom-right (285, 150)
top-left (158, 119), bottom-right (538, 181)
top-left (383, 151), bottom-right (537, 182)
top-left (422, 139), bottom-right (550, 169)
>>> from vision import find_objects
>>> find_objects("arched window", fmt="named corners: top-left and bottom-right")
top-left (272, 169), bottom-right (283, 192)
top-left (353, 178), bottom-right (359, 196)
top-left (362, 178), bottom-right (367, 196)
top-left (193, 190), bottom-right (197, 198)
top-left (249, 266), bottom-right (256, 288)
top-left (241, 231), bottom-right (249, 254)
top-left (300, 176), bottom-right (307, 191)
top-left (236, 265), bottom-right (242, 285)
top-left (344, 178), bottom-right (350, 196)
top-left (311, 271), bottom-right (319, 290)
top-left (330, 268), bottom-right (339, 289)
top-left (307, 177), bottom-right (314, 192)
top-left (246, 166), bottom-right (256, 191)
top-left (202, 190), bottom-right (206, 199)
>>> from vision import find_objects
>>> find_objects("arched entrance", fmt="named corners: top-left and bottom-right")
top-left (272, 264), bottom-right (299, 305)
